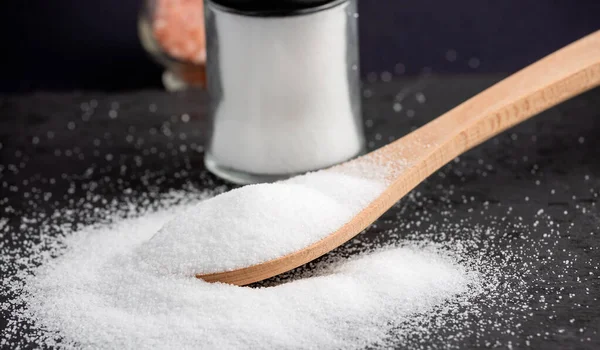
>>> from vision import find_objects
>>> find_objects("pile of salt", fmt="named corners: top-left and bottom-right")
top-left (140, 170), bottom-right (385, 275)
top-left (4, 198), bottom-right (471, 349)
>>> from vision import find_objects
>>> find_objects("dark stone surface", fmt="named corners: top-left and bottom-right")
top-left (1, 75), bottom-right (599, 348)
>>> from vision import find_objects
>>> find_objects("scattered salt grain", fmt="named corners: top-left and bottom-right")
top-left (468, 57), bottom-right (481, 69)
top-left (445, 49), bottom-right (458, 62)
top-left (381, 71), bottom-right (393, 82)
top-left (394, 62), bottom-right (406, 75)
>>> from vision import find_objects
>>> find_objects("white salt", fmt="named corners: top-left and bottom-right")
top-left (5, 198), bottom-right (472, 349)
top-left (5, 162), bottom-right (576, 348)
top-left (140, 170), bottom-right (386, 275)
top-left (207, 2), bottom-right (363, 175)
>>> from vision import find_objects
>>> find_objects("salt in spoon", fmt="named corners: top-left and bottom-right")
top-left (199, 30), bottom-right (600, 285)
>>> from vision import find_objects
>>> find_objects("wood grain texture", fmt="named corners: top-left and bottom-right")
top-left (198, 31), bottom-right (600, 286)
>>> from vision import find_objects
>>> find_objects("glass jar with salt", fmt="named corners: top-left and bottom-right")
top-left (204, 0), bottom-right (365, 184)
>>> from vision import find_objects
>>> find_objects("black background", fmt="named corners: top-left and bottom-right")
top-left (1, 0), bottom-right (599, 92)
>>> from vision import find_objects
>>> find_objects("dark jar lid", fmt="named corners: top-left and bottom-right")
top-left (207, 0), bottom-right (348, 16)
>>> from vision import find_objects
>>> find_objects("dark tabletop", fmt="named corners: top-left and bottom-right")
top-left (1, 75), bottom-right (599, 349)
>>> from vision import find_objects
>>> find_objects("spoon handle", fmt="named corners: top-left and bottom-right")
top-left (199, 31), bottom-right (600, 286)
top-left (372, 30), bottom-right (600, 197)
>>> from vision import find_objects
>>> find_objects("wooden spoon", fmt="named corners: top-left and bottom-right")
top-left (199, 30), bottom-right (600, 286)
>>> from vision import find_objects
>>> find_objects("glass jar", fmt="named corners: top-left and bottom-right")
top-left (204, 0), bottom-right (365, 184)
top-left (138, 0), bottom-right (207, 91)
